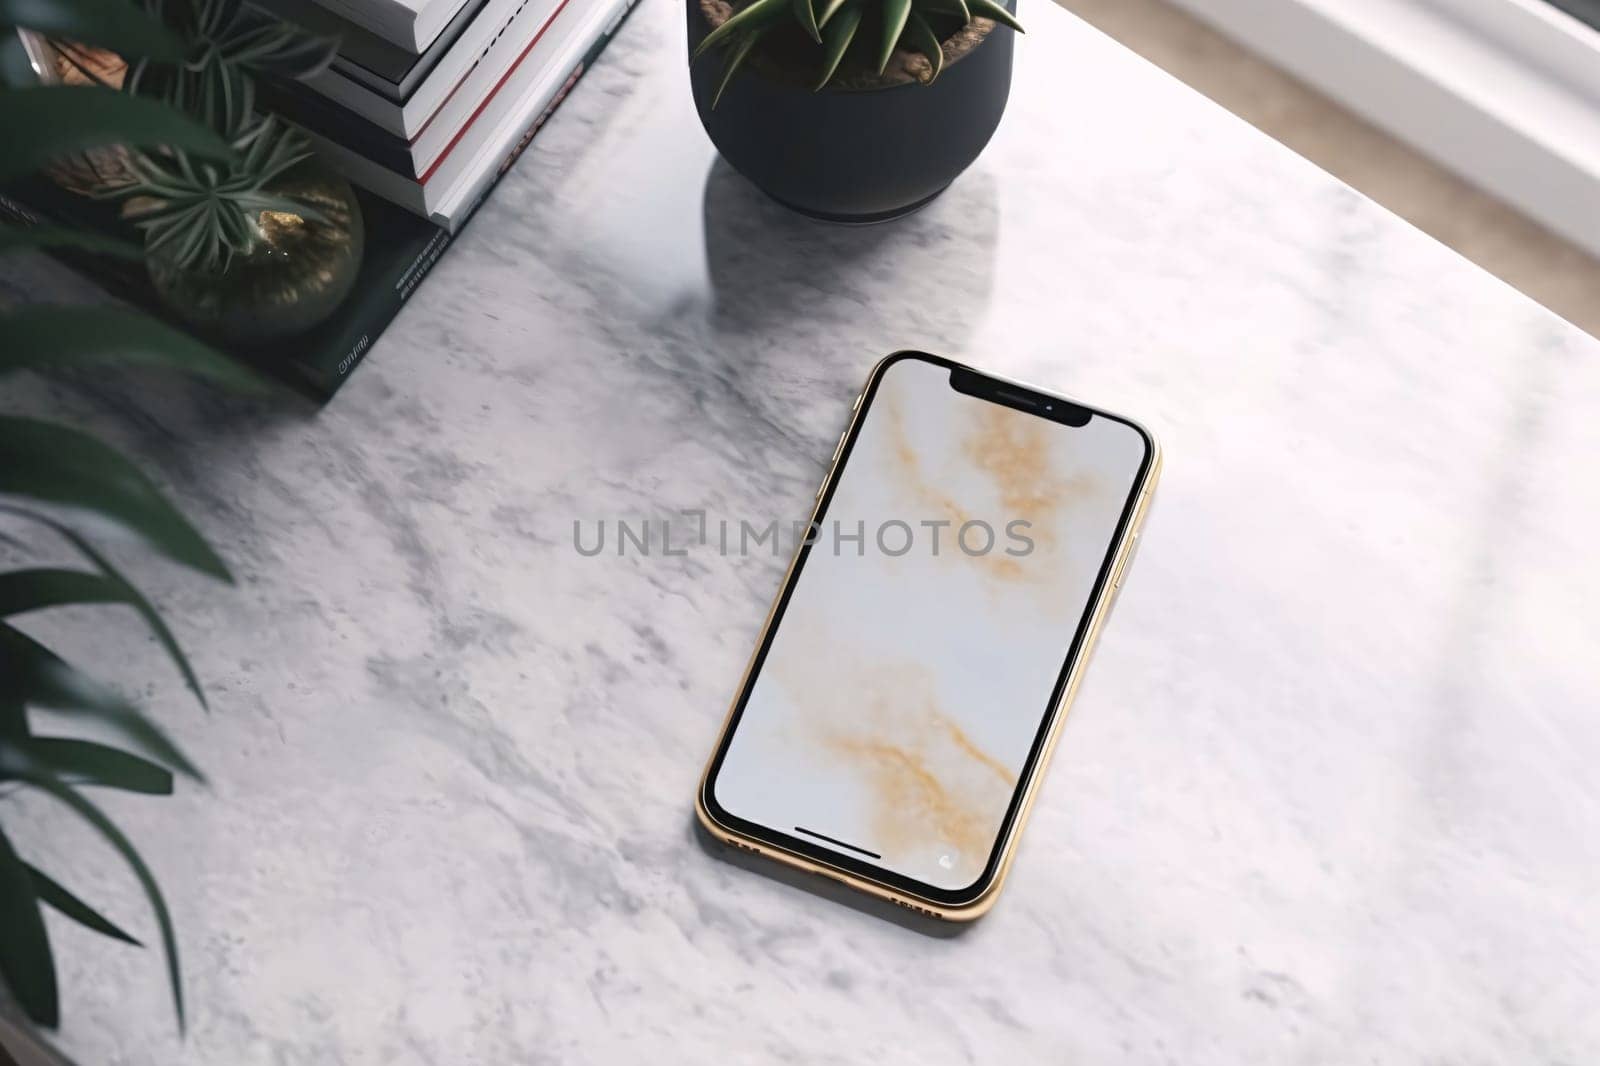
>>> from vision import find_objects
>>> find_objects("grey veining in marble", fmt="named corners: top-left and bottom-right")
top-left (2, 0), bottom-right (1598, 1061)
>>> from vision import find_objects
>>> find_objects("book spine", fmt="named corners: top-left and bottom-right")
top-left (258, 79), bottom-right (421, 174)
top-left (299, 0), bottom-right (641, 396)
top-left (306, 222), bottom-right (455, 395)
top-left (450, 0), bottom-right (639, 232)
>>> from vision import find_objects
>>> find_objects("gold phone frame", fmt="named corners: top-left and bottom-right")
top-left (695, 351), bottom-right (1163, 921)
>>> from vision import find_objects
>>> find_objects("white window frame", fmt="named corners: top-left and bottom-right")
top-left (1165, 0), bottom-right (1600, 260)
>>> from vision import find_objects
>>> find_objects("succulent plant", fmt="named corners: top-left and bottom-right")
top-left (126, 0), bottom-right (338, 137)
top-left (693, 0), bottom-right (1023, 104)
top-left (99, 114), bottom-right (322, 272)
top-left (55, 0), bottom-right (340, 273)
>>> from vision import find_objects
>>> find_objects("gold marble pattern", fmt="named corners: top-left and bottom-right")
top-left (715, 358), bottom-right (1148, 889)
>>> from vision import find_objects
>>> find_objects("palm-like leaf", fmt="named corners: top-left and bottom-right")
top-left (0, 86), bottom-right (233, 183)
top-left (0, 307), bottom-right (268, 388)
top-left (0, 464), bottom-right (223, 1035)
top-left (0, 0), bottom-right (253, 1037)
top-left (0, 508), bottom-right (213, 716)
top-left (0, 826), bottom-right (56, 1028)
top-left (27, 862), bottom-right (143, 944)
top-left (0, 751), bottom-right (188, 1031)
top-left (0, 0), bottom-right (184, 61)
top-left (125, 0), bottom-right (338, 138)
top-left (28, 737), bottom-right (175, 795)
top-left (0, 623), bottom-right (203, 780)
top-left (0, 416), bottom-right (230, 580)
top-left (0, 225), bottom-right (143, 259)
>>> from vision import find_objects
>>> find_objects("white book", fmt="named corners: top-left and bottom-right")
top-left (299, 0), bottom-right (528, 137)
top-left (313, 0), bottom-right (471, 51)
top-left (306, 0), bottom-right (622, 229)
top-left (403, 0), bottom-right (567, 173)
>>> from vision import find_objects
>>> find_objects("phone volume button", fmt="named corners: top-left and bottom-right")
top-left (832, 429), bottom-right (848, 461)
top-left (1112, 531), bottom-right (1140, 590)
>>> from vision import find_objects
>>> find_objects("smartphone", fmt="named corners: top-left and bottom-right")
top-left (695, 351), bottom-right (1161, 920)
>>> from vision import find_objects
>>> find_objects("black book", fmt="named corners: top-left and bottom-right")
top-left (260, 0), bottom-right (575, 181)
top-left (1, 176), bottom-right (451, 400)
top-left (0, 1), bottom-right (635, 402)
top-left (1547, 0), bottom-right (1600, 30)
top-left (251, 0), bottom-right (490, 100)
top-left (257, 75), bottom-right (424, 174)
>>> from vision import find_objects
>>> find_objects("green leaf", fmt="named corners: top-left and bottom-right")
top-left (0, 568), bottom-right (120, 617)
top-left (0, 87), bottom-right (234, 184)
top-left (0, 826), bottom-right (57, 1028)
top-left (692, 0), bottom-right (787, 60)
top-left (0, 623), bottom-right (203, 781)
top-left (817, 0), bottom-right (852, 25)
top-left (794, 0), bottom-right (821, 41)
top-left (0, 0), bottom-right (185, 61)
top-left (0, 225), bottom-right (143, 260)
top-left (26, 862), bottom-right (142, 945)
top-left (921, 0), bottom-right (969, 20)
top-left (906, 12), bottom-right (944, 82)
top-left (0, 307), bottom-right (266, 391)
top-left (0, 757), bottom-right (184, 1031)
top-left (711, 30), bottom-right (764, 108)
top-left (878, 0), bottom-right (913, 74)
top-left (0, 416), bottom-right (231, 581)
top-left (224, 17), bottom-right (339, 81)
top-left (28, 737), bottom-right (174, 795)
top-left (816, 4), bottom-right (863, 88)
top-left (3, 511), bottom-right (211, 710)
top-left (0, 695), bottom-right (24, 742)
top-left (966, 0), bottom-right (1023, 32)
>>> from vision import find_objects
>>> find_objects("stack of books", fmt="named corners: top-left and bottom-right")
top-left (257, 0), bottom-right (634, 231)
top-left (0, 0), bottom-right (637, 401)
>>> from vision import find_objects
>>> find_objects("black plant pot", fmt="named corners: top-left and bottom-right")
top-left (688, 1), bottom-right (1017, 222)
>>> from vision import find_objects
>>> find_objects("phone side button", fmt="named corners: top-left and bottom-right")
top-left (1111, 532), bottom-right (1139, 591)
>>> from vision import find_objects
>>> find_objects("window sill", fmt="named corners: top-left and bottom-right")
top-left (1166, 0), bottom-right (1600, 259)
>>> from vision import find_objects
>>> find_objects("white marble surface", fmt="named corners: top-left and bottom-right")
top-left (3, 0), bottom-right (1599, 1061)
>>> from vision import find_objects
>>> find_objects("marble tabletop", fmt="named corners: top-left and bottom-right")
top-left (4, 0), bottom-right (1599, 1061)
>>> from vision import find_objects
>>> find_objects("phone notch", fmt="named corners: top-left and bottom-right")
top-left (948, 366), bottom-right (1092, 426)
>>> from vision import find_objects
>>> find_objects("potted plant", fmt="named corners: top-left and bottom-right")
top-left (37, 0), bottom-right (363, 344)
top-left (688, 0), bottom-right (1022, 221)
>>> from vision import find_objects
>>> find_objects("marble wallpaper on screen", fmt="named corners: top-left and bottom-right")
top-left (715, 359), bottom-right (1148, 890)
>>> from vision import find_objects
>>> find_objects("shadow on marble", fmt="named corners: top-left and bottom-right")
top-left (700, 158), bottom-right (1001, 348)
top-left (690, 817), bottom-right (976, 939)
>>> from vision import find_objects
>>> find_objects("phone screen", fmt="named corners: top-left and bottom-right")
top-left (705, 354), bottom-right (1152, 899)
